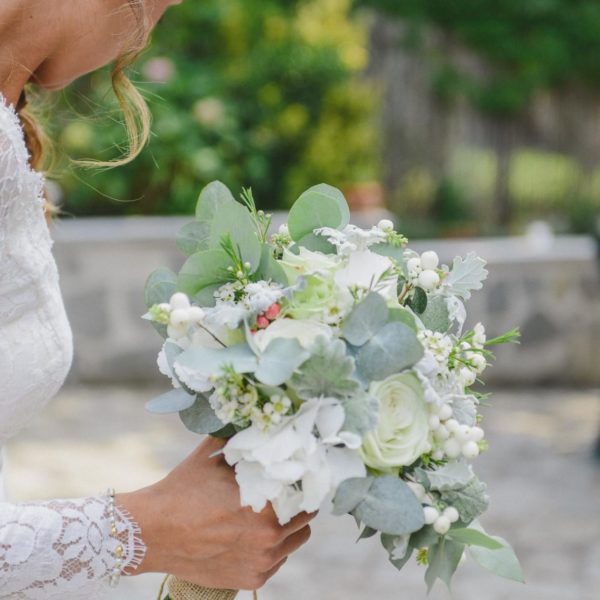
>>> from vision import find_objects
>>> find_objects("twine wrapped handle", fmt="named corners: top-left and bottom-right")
top-left (166, 576), bottom-right (238, 600)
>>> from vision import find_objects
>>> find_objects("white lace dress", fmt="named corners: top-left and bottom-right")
top-left (0, 94), bottom-right (146, 598)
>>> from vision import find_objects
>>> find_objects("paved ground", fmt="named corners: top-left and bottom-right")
top-left (4, 386), bottom-right (600, 600)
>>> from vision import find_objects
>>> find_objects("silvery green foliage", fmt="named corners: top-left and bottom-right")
top-left (341, 292), bottom-right (389, 346)
top-left (417, 462), bottom-right (475, 492)
top-left (255, 338), bottom-right (310, 386)
top-left (176, 343), bottom-right (258, 379)
top-left (290, 336), bottom-right (360, 399)
top-left (425, 538), bottom-right (465, 592)
top-left (381, 533), bottom-right (413, 570)
top-left (144, 268), bottom-right (177, 338)
top-left (179, 394), bottom-right (225, 435)
top-left (468, 533), bottom-right (524, 582)
top-left (145, 388), bottom-right (196, 414)
top-left (445, 253), bottom-right (488, 300)
top-left (351, 476), bottom-right (425, 536)
top-left (450, 395), bottom-right (478, 426)
top-left (419, 295), bottom-right (451, 333)
top-left (287, 184), bottom-right (350, 242)
top-left (332, 477), bottom-right (373, 515)
top-left (440, 476), bottom-right (490, 523)
top-left (446, 528), bottom-right (503, 550)
top-left (340, 391), bottom-right (379, 437)
top-left (355, 322), bottom-right (424, 381)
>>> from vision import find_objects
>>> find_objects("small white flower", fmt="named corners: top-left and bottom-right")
top-left (315, 224), bottom-right (387, 254)
top-left (244, 281), bottom-right (284, 313)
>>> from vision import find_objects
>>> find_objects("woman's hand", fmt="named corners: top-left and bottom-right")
top-left (116, 436), bottom-right (314, 590)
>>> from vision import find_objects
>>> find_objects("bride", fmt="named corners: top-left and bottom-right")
top-left (0, 1), bottom-right (314, 598)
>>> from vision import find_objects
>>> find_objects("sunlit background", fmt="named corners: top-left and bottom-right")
top-left (6, 2), bottom-right (600, 599)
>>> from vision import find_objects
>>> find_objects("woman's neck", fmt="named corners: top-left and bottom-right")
top-left (0, 2), bottom-right (61, 106)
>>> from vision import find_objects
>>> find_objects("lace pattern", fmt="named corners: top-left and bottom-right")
top-left (0, 93), bottom-right (148, 598)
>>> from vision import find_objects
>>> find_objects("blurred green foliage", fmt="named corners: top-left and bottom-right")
top-left (54, 0), bottom-right (378, 216)
top-left (357, 0), bottom-right (600, 115)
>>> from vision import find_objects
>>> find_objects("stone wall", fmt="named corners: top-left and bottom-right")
top-left (51, 217), bottom-right (600, 386)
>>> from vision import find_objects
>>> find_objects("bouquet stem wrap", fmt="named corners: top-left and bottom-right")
top-left (166, 576), bottom-right (238, 600)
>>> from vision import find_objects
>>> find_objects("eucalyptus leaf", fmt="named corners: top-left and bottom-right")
top-left (144, 267), bottom-right (177, 308)
top-left (295, 232), bottom-right (337, 254)
top-left (388, 307), bottom-right (418, 331)
top-left (290, 337), bottom-right (360, 399)
top-left (256, 245), bottom-right (289, 286)
top-left (445, 253), bottom-right (488, 300)
top-left (175, 343), bottom-right (258, 379)
top-left (332, 477), bottom-right (373, 515)
top-left (425, 539), bottom-right (465, 591)
top-left (195, 180), bottom-right (237, 221)
top-left (177, 249), bottom-right (233, 296)
top-left (176, 221), bottom-right (211, 257)
top-left (288, 184), bottom-right (350, 241)
top-left (468, 537), bottom-right (524, 583)
top-left (420, 295), bottom-right (451, 333)
top-left (255, 338), bottom-right (310, 386)
top-left (409, 525), bottom-right (440, 549)
top-left (352, 476), bottom-right (425, 536)
top-left (356, 322), bottom-right (424, 382)
top-left (447, 528), bottom-right (504, 550)
top-left (357, 526), bottom-right (378, 541)
top-left (179, 393), bottom-right (225, 435)
top-left (208, 201), bottom-right (262, 271)
top-left (371, 243), bottom-right (408, 275)
top-left (341, 292), bottom-right (389, 346)
top-left (145, 388), bottom-right (196, 414)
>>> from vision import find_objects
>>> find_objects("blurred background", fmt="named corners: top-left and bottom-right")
top-left (5, 1), bottom-right (600, 599)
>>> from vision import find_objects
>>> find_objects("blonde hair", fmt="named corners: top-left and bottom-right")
top-left (18, 0), bottom-right (152, 211)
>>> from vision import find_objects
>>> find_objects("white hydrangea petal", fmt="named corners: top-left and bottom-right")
top-left (172, 362), bottom-right (212, 393)
top-left (272, 487), bottom-right (305, 525)
top-left (235, 462), bottom-right (282, 513)
top-left (315, 400), bottom-right (346, 442)
top-left (264, 460), bottom-right (307, 484)
top-left (334, 250), bottom-right (393, 291)
top-left (300, 462), bottom-right (332, 513)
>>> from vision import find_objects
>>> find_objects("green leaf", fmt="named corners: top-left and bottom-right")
top-left (144, 268), bottom-right (177, 308)
top-left (420, 295), bottom-right (451, 333)
top-left (371, 243), bottom-right (408, 275)
top-left (195, 180), bottom-right (237, 221)
top-left (388, 307), bottom-right (418, 331)
top-left (177, 249), bottom-right (232, 296)
top-left (288, 184), bottom-right (350, 241)
top-left (295, 232), bottom-right (337, 254)
top-left (468, 523), bottom-right (524, 583)
top-left (407, 287), bottom-right (428, 314)
top-left (255, 338), bottom-right (310, 386)
top-left (332, 477), bottom-right (373, 515)
top-left (425, 539), bottom-right (465, 591)
top-left (355, 322), bottom-right (424, 382)
top-left (256, 245), bottom-right (289, 286)
top-left (419, 462), bottom-right (475, 492)
top-left (145, 388), bottom-right (196, 414)
top-left (340, 391), bottom-right (379, 437)
top-left (179, 393), bottom-right (225, 435)
top-left (175, 343), bottom-right (258, 379)
top-left (176, 221), bottom-right (211, 257)
top-left (341, 292), bottom-right (389, 346)
top-left (445, 253), bottom-right (488, 300)
top-left (358, 526), bottom-right (378, 541)
top-left (447, 528), bottom-right (504, 550)
top-left (208, 201), bottom-right (262, 271)
top-left (409, 525), bottom-right (440, 549)
top-left (290, 337), bottom-right (360, 399)
top-left (440, 476), bottom-right (490, 522)
top-left (352, 476), bottom-right (425, 536)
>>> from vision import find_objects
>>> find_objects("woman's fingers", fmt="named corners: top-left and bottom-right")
top-left (273, 524), bottom-right (311, 563)
top-left (281, 510), bottom-right (318, 536)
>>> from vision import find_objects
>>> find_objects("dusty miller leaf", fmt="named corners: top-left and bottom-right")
top-left (445, 253), bottom-right (488, 300)
top-left (440, 476), bottom-right (490, 522)
top-left (340, 391), bottom-right (378, 437)
top-left (420, 295), bottom-right (451, 333)
top-left (290, 336), bottom-right (360, 399)
top-left (418, 462), bottom-right (475, 492)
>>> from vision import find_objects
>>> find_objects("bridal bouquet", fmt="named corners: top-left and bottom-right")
top-left (144, 181), bottom-right (523, 594)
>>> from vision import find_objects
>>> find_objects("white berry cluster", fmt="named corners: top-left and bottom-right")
top-left (428, 403), bottom-right (485, 460)
top-left (407, 251), bottom-right (442, 291)
top-left (452, 323), bottom-right (488, 387)
top-left (423, 505), bottom-right (460, 535)
top-left (149, 293), bottom-right (205, 340)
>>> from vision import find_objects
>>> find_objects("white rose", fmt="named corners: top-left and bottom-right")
top-left (360, 372), bottom-right (430, 472)
top-left (253, 318), bottom-right (332, 353)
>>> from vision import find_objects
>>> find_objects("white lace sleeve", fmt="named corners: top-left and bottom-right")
top-left (0, 496), bottom-right (147, 600)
